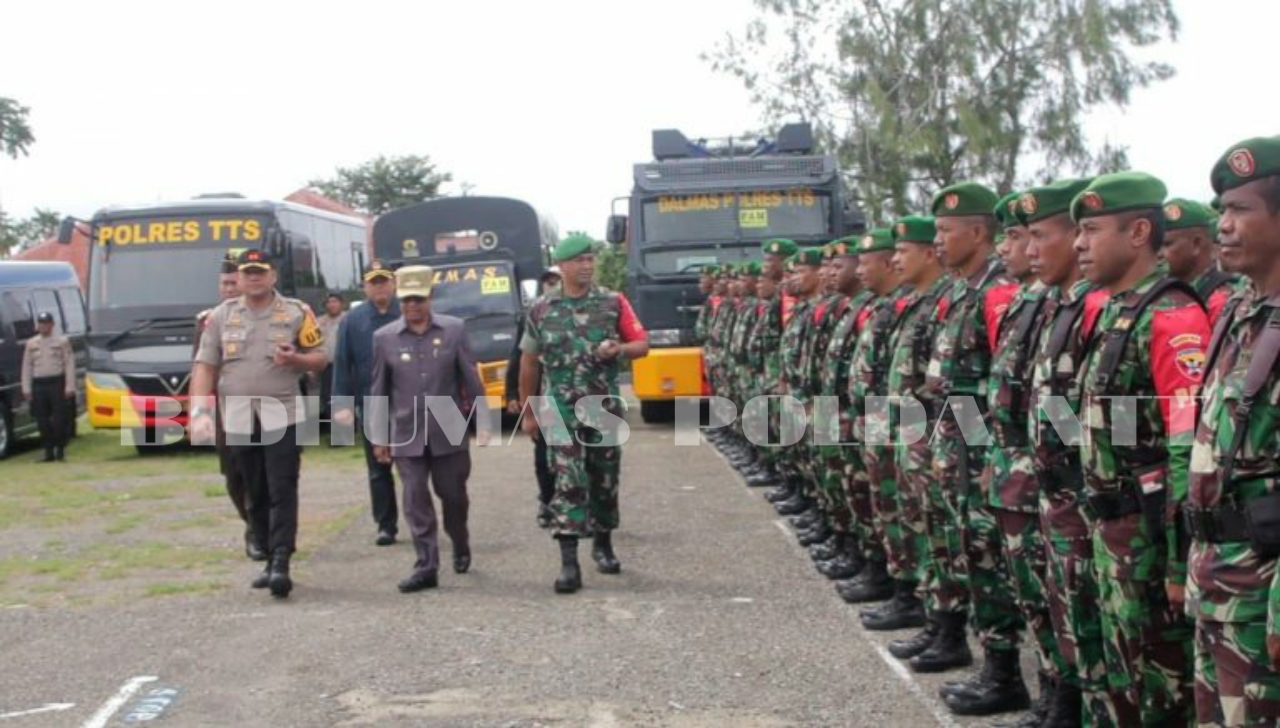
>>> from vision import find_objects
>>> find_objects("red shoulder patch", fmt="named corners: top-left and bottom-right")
top-left (855, 306), bottom-right (873, 334)
top-left (984, 283), bottom-right (1020, 353)
top-left (1150, 303), bottom-right (1211, 435)
top-left (1082, 289), bottom-right (1110, 343)
top-left (936, 296), bottom-right (951, 321)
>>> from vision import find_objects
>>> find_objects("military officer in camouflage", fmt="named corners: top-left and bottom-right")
top-left (772, 250), bottom-right (823, 520)
top-left (1187, 136), bottom-right (1280, 727)
top-left (756, 238), bottom-right (799, 500)
top-left (1160, 197), bottom-right (1246, 328)
top-left (1073, 172), bottom-right (1208, 725)
top-left (519, 234), bottom-right (650, 594)
top-left (862, 216), bottom-right (947, 638)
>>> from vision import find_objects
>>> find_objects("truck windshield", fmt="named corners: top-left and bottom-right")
top-left (641, 189), bottom-right (830, 244)
top-left (428, 262), bottom-right (518, 318)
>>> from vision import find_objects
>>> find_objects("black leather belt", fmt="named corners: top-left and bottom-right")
top-left (1182, 503), bottom-right (1251, 543)
top-left (1086, 486), bottom-right (1144, 521)
top-left (1035, 454), bottom-right (1082, 494)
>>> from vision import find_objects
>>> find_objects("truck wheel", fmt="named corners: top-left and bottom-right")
top-left (0, 405), bottom-right (12, 460)
top-left (640, 400), bottom-right (674, 424)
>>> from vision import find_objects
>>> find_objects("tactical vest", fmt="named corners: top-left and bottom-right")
top-left (991, 292), bottom-right (1048, 447)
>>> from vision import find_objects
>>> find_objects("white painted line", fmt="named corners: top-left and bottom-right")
top-left (869, 643), bottom-right (962, 728)
top-left (82, 676), bottom-right (157, 728)
top-left (772, 519), bottom-right (794, 540)
top-left (0, 703), bottom-right (75, 720)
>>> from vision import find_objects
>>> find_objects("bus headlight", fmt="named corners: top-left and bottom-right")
top-left (648, 329), bottom-right (682, 346)
top-left (87, 371), bottom-right (128, 391)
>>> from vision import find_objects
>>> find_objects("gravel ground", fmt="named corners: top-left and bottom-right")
top-left (0, 409), bottom-right (1035, 727)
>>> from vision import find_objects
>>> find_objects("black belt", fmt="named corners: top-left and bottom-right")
top-left (1182, 503), bottom-right (1251, 543)
top-left (33, 375), bottom-right (66, 384)
top-left (1035, 453), bottom-right (1082, 494)
top-left (1086, 485), bottom-right (1144, 521)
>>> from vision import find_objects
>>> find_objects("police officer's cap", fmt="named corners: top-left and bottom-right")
top-left (237, 249), bottom-right (273, 272)
top-left (363, 259), bottom-right (395, 282)
top-left (36, 311), bottom-right (55, 324)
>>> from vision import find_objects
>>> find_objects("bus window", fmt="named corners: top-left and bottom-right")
top-left (57, 288), bottom-right (87, 334)
top-left (3, 291), bottom-right (36, 340)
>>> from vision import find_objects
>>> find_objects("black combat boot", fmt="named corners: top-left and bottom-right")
top-left (267, 549), bottom-right (292, 598)
top-left (245, 529), bottom-right (267, 562)
top-left (764, 480), bottom-right (794, 503)
top-left (250, 563), bottom-right (271, 589)
top-left (554, 536), bottom-right (582, 594)
top-left (909, 611), bottom-right (972, 673)
top-left (55, 445), bottom-right (65, 461)
top-left (887, 617), bottom-right (940, 660)
top-left (790, 506), bottom-right (822, 529)
top-left (860, 579), bottom-right (926, 631)
top-left (816, 535), bottom-right (863, 580)
top-left (992, 671), bottom-right (1054, 728)
top-left (836, 559), bottom-right (894, 603)
top-left (940, 651), bottom-right (995, 698)
top-left (809, 534), bottom-right (843, 562)
top-left (774, 494), bottom-right (812, 516)
top-left (591, 531), bottom-right (621, 574)
top-left (943, 648), bottom-right (1030, 716)
top-left (42, 447), bottom-right (55, 462)
top-left (1041, 679), bottom-right (1081, 728)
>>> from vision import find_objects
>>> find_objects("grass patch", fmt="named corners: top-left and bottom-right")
top-left (204, 485), bottom-right (226, 498)
top-left (144, 581), bottom-right (225, 598)
top-left (105, 513), bottom-right (147, 535)
top-left (164, 514), bottom-right (225, 532)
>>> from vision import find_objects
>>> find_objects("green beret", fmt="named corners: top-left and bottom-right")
top-left (828, 235), bottom-right (864, 258)
top-left (892, 215), bottom-right (937, 244)
top-left (792, 247), bottom-right (825, 266)
top-left (1070, 171), bottom-right (1167, 223)
top-left (552, 233), bottom-right (596, 262)
top-left (742, 261), bottom-right (762, 276)
top-left (762, 238), bottom-right (798, 257)
top-left (1020, 178), bottom-right (1092, 224)
top-left (994, 192), bottom-right (1023, 229)
top-left (1163, 198), bottom-right (1217, 231)
top-left (1210, 136), bottom-right (1280, 194)
top-left (1210, 196), bottom-right (1223, 213)
top-left (703, 264), bottom-right (719, 276)
top-left (932, 182), bottom-right (999, 217)
top-left (858, 228), bottom-right (895, 253)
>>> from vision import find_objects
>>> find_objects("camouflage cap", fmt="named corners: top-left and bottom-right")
top-left (1211, 136), bottom-right (1280, 194)
top-left (1070, 171), bottom-right (1167, 222)
top-left (552, 233), bottom-right (596, 262)
top-left (395, 265), bottom-right (435, 299)
top-left (762, 238), bottom-right (799, 257)
top-left (932, 182), bottom-right (1000, 217)
top-left (1163, 198), bottom-right (1217, 231)
top-left (859, 228), bottom-right (895, 253)
top-left (892, 215), bottom-right (937, 245)
top-left (1020, 178), bottom-right (1092, 224)
top-left (792, 247), bottom-right (825, 266)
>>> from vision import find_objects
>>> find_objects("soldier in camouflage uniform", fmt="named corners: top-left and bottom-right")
top-left (759, 238), bottom-right (800, 502)
top-left (694, 266), bottom-right (718, 347)
top-left (1072, 173), bottom-right (1207, 725)
top-left (981, 182), bottom-right (1086, 727)
top-left (728, 263), bottom-right (772, 484)
top-left (838, 229), bottom-right (904, 605)
top-left (810, 237), bottom-right (876, 580)
top-left (862, 216), bottom-right (947, 637)
top-left (921, 185), bottom-right (1023, 701)
top-left (1187, 137), bottom-right (1280, 727)
top-left (773, 250), bottom-right (823, 519)
top-left (1026, 180), bottom-right (1114, 726)
top-left (519, 234), bottom-right (651, 594)
top-left (1160, 197), bottom-right (1247, 327)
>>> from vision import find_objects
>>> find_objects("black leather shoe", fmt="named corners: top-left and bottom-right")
top-left (861, 580), bottom-right (926, 631)
top-left (888, 619), bottom-right (940, 660)
top-left (764, 485), bottom-right (794, 503)
top-left (453, 552), bottom-right (471, 574)
top-left (555, 537), bottom-right (582, 593)
top-left (245, 530), bottom-right (267, 562)
top-left (797, 523), bottom-right (831, 547)
top-left (809, 536), bottom-right (842, 561)
top-left (745, 471), bottom-right (777, 487)
top-left (992, 672), bottom-right (1053, 728)
top-left (790, 508), bottom-right (821, 529)
top-left (398, 572), bottom-right (438, 593)
top-left (816, 555), bottom-right (860, 580)
top-left (837, 560), bottom-right (893, 603)
top-left (267, 551), bottom-right (292, 598)
top-left (942, 649), bottom-right (1029, 716)
top-left (909, 612), bottom-right (972, 673)
top-left (375, 531), bottom-right (396, 546)
top-left (536, 503), bottom-right (554, 529)
top-left (250, 565), bottom-right (271, 589)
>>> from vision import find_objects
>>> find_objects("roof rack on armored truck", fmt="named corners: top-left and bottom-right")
top-left (650, 122), bottom-right (815, 161)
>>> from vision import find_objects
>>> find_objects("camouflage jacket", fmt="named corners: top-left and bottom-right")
top-left (850, 287), bottom-right (909, 440)
top-left (523, 286), bottom-right (639, 430)
top-left (751, 296), bottom-right (784, 390)
top-left (1188, 285), bottom-right (1280, 624)
top-left (984, 281), bottom-right (1051, 511)
top-left (801, 293), bottom-right (851, 399)
top-left (926, 255), bottom-right (1019, 401)
top-left (781, 297), bottom-right (815, 400)
top-left (1079, 268), bottom-right (1210, 582)
top-left (888, 275), bottom-right (953, 435)
top-left (1029, 279), bottom-right (1109, 541)
top-left (694, 295), bottom-right (719, 345)
top-left (730, 296), bottom-right (762, 366)
top-left (816, 290), bottom-right (874, 441)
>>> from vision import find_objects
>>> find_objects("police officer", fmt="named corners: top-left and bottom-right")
top-left (21, 311), bottom-right (75, 462)
top-left (190, 249), bottom-right (328, 599)
top-left (195, 255), bottom-right (261, 560)
top-left (518, 234), bottom-right (649, 594)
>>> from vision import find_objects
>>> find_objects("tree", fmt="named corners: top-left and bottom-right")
top-left (0, 207), bottom-right (61, 258)
top-left (708, 0), bottom-right (1178, 223)
top-left (0, 97), bottom-right (35, 159)
top-left (308, 154), bottom-right (452, 215)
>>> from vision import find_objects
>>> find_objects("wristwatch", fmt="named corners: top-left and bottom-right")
top-left (190, 406), bottom-right (212, 418)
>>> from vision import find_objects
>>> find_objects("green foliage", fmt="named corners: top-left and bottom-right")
top-left (708, 0), bottom-right (1179, 224)
top-left (0, 97), bottom-right (34, 159)
top-left (309, 154), bottom-right (452, 215)
top-left (0, 207), bottom-right (60, 258)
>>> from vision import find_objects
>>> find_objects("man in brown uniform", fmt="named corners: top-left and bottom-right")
top-left (190, 249), bottom-right (328, 599)
top-left (368, 265), bottom-right (488, 593)
top-left (22, 311), bottom-right (75, 462)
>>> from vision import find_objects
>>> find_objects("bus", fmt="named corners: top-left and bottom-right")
top-left (607, 123), bottom-right (860, 422)
top-left (62, 198), bottom-right (369, 446)
top-left (371, 196), bottom-right (557, 405)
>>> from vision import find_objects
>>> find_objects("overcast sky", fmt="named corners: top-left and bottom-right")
top-left (1, 0), bottom-right (1276, 238)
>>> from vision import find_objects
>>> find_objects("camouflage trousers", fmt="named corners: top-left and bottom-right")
top-left (844, 450), bottom-right (883, 563)
top-left (895, 442), bottom-right (936, 596)
top-left (548, 427), bottom-right (621, 538)
top-left (816, 443), bottom-right (853, 532)
top-left (867, 444), bottom-right (919, 579)
top-left (1195, 620), bottom-right (1280, 727)
top-left (1096, 574), bottom-right (1194, 727)
top-left (997, 509), bottom-right (1067, 679)
top-left (923, 435), bottom-right (971, 616)
top-left (963, 500), bottom-right (1023, 651)
top-left (1041, 492), bottom-right (1117, 727)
